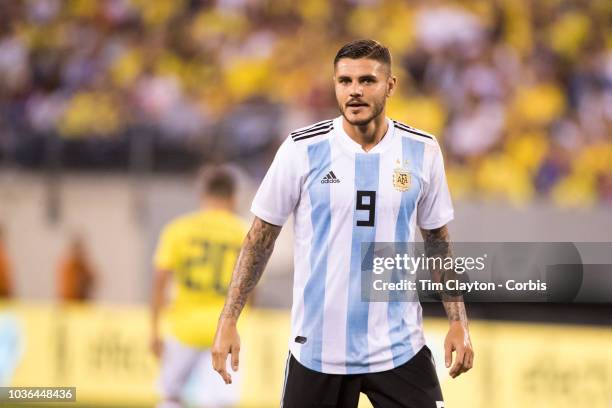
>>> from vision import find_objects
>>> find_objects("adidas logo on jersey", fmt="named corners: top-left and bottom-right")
top-left (321, 171), bottom-right (341, 184)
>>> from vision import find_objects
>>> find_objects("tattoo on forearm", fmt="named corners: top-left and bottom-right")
top-left (443, 301), bottom-right (468, 322)
top-left (220, 217), bottom-right (281, 320)
top-left (421, 225), bottom-right (453, 289)
top-left (421, 225), bottom-right (468, 323)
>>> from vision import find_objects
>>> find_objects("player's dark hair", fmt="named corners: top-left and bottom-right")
top-left (334, 39), bottom-right (392, 68)
top-left (199, 165), bottom-right (236, 199)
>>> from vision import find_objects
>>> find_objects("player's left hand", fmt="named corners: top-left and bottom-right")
top-left (444, 321), bottom-right (474, 378)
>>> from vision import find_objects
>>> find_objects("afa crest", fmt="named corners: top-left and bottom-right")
top-left (393, 164), bottom-right (411, 192)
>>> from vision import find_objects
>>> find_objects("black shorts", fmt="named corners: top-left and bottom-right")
top-left (281, 346), bottom-right (443, 408)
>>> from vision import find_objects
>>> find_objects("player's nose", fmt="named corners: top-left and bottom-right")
top-left (349, 84), bottom-right (363, 97)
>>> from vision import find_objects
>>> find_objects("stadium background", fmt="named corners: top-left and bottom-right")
top-left (0, 0), bottom-right (611, 407)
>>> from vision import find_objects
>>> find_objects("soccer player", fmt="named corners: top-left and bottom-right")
top-left (151, 166), bottom-right (247, 408)
top-left (212, 39), bottom-right (474, 407)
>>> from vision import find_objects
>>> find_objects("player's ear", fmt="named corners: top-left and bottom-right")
top-left (386, 73), bottom-right (397, 97)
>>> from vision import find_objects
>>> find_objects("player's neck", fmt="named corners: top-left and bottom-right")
top-left (342, 114), bottom-right (388, 152)
top-left (201, 197), bottom-right (235, 213)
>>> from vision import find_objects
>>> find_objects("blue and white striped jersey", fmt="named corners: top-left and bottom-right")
top-left (251, 116), bottom-right (454, 374)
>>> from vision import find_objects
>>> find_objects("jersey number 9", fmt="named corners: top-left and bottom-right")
top-left (356, 190), bottom-right (376, 227)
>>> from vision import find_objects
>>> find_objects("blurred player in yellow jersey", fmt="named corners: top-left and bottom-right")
top-left (151, 166), bottom-right (248, 408)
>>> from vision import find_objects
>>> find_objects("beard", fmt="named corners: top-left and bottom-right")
top-left (339, 98), bottom-right (386, 126)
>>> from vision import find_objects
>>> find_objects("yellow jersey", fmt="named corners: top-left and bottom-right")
top-left (154, 209), bottom-right (248, 348)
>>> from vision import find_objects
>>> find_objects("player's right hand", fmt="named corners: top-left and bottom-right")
top-left (212, 318), bottom-right (240, 384)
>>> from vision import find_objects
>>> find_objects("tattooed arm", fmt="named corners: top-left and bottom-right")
top-left (221, 217), bottom-right (280, 319)
top-left (420, 225), bottom-right (468, 322)
top-left (212, 217), bottom-right (281, 384)
top-left (421, 225), bottom-right (474, 378)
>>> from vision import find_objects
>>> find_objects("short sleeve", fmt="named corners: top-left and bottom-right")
top-left (251, 137), bottom-right (304, 226)
top-left (417, 143), bottom-right (454, 230)
top-left (154, 224), bottom-right (179, 271)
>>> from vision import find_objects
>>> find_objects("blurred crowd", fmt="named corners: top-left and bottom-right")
top-left (0, 0), bottom-right (611, 206)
